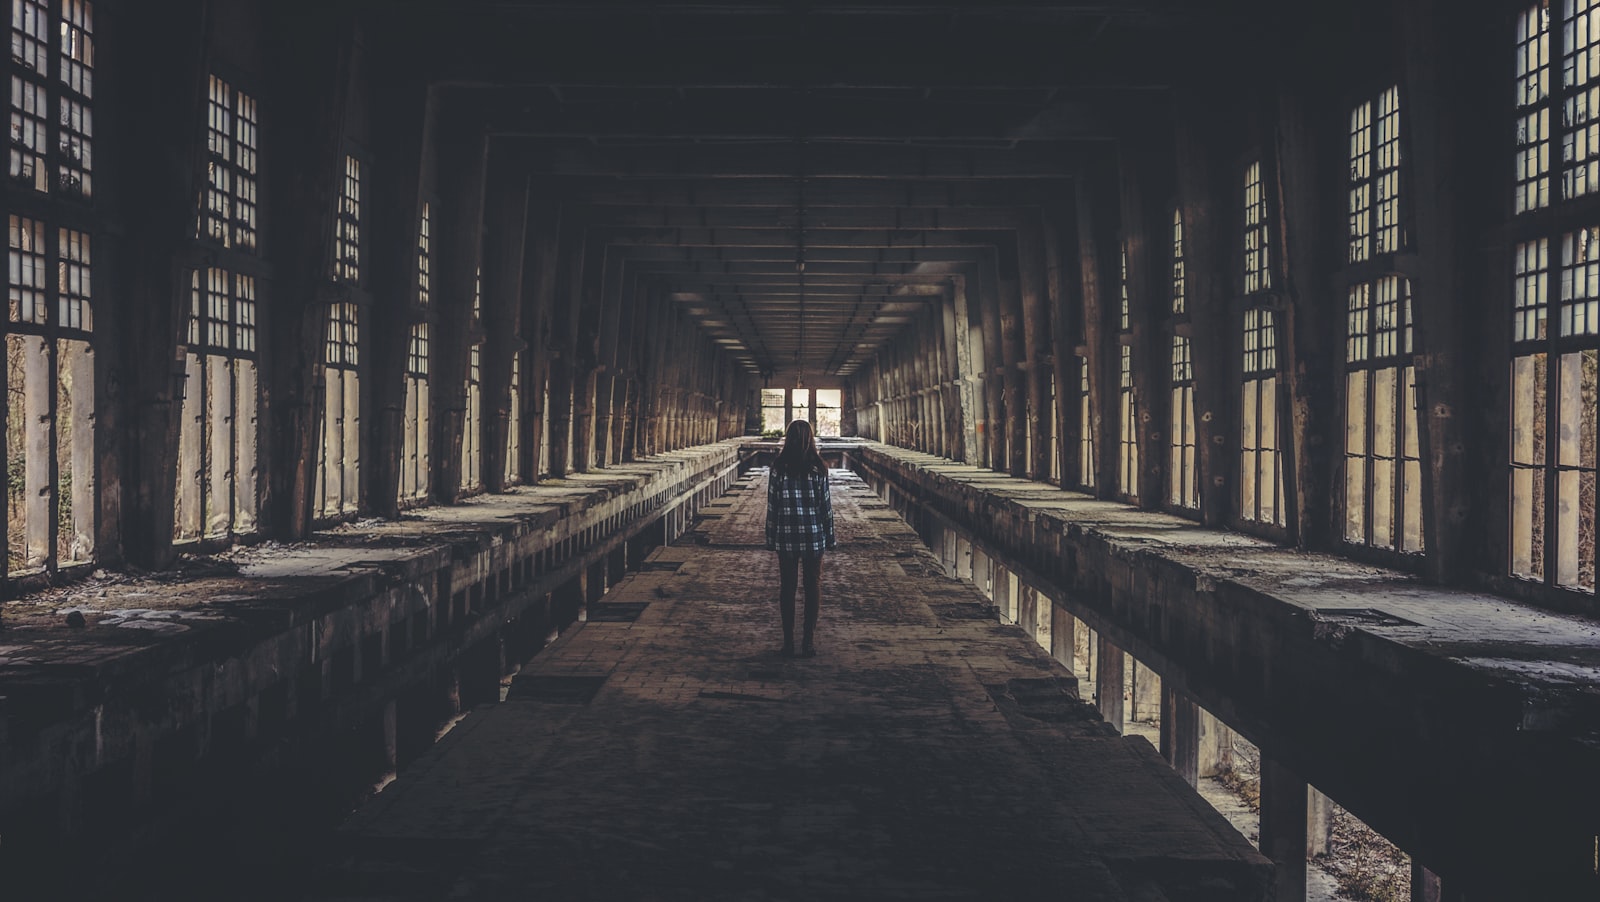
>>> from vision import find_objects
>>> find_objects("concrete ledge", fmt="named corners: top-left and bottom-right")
top-left (851, 442), bottom-right (1600, 896)
top-left (0, 441), bottom-right (742, 882)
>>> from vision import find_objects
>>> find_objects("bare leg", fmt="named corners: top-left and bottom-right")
top-left (778, 552), bottom-right (799, 653)
top-left (801, 553), bottom-right (823, 654)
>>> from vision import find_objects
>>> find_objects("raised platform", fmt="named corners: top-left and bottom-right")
top-left (0, 442), bottom-right (743, 897)
top-left (317, 467), bottom-right (1269, 901)
top-left (850, 442), bottom-right (1600, 896)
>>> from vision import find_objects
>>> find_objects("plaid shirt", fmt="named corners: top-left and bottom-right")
top-left (764, 466), bottom-right (836, 555)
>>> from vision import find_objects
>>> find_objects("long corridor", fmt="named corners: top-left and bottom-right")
top-left (313, 468), bottom-right (1265, 901)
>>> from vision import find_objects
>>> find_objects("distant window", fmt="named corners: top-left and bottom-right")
top-left (334, 156), bottom-right (361, 282)
top-left (317, 302), bottom-right (361, 519)
top-left (1077, 355), bottom-right (1095, 489)
top-left (400, 324), bottom-right (431, 504)
top-left (175, 268), bottom-right (259, 542)
top-left (1240, 307), bottom-right (1284, 527)
top-left (6, 217), bottom-right (95, 574)
top-left (506, 351), bottom-right (523, 485)
top-left (1118, 345), bottom-right (1138, 498)
top-left (761, 388), bottom-right (786, 433)
top-left (1170, 335), bottom-right (1198, 511)
top-left (815, 388), bottom-right (842, 437)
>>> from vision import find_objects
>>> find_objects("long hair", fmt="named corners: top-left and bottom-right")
top-left (773, 418), bottom-right (826, 476)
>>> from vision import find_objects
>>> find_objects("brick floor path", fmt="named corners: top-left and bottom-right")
top-left (316, 468), bottom-right (1267, 901)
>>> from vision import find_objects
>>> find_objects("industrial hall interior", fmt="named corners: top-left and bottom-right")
top-left (0, 0), bottom-right (1594, 900)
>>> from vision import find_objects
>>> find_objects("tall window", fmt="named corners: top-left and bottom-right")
top-left (400, 323), bottom-right (431, 504)
top-left (1077, 355), bottom-right (1095, 489)
top-left (815, 388), bottom-right (842, 437)
top-left (6, 218), bottom-right (94, 574)
top-left (317, 301), bottom-right (361, 519)
top-left (1169, 208), bottom-right (1198, 511)
top-left (1345, 278), bottom-right (1422, 552)
top-left (1048, 370), bottom-right (1060, 483)
top-left (399, 205), bottom-right (432, 505)
top-left (201, 75), bottom-right (256, 251)
top-left (5, 2), bottom-right (96, 577)
top-left (1118, 345), bottom-right (1138, 498)
top-left (761, 388), bottom-right (786, 432)
top-left (505, 350), bottom-right (522, 485)
top-left (1344, 87), bottom-right (1423, 554)
top-left (1510, 4), bottom-right (1599, 593)
top-left (1170, 336), bottom-right (1198, 511)
top-left (461, 268), bottom-right (483, 493)
top-left (1244, 161), bottom-right (1271, 294)
top-left (1118, 241), bottom-right (1131, 331)
top-left (178, 76), bottom-right (261, 543)
top-left (175, 269), bottom-right (258, 541)
top-left (10, 0), bottom-right (92, 198)
top-left (462, 346), bottom-right (482, 492)
top-left (1241, 307), bottom-right (1284, 527)
top-left (317, 153), bottom-right (364, 521)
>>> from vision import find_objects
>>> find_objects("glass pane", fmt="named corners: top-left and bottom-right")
top-left (175, 351), bottom-right (203, 541)
top-left (761, 388), bottom-right (785, 407)
top-left (58, 338), bottom-right (93, 563)
top-left (815, 389), bottom-right (841, 408)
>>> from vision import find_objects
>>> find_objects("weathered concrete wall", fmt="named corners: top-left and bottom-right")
top-left (851, 442), bottom-right (1600, 898)
top-left (0, 441), bottom-right (741, 884)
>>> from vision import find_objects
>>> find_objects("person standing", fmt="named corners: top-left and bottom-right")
top-left (764, 418), bottom-right (836, 657)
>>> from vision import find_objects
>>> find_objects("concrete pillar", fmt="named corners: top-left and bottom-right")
top-left (1260, 756), bottom-right (1309, 902)
top-left (1161, 686), bottom-right (1200, 786)
top-left (1095, 636), bottom-right (1125, 733)
top-left (1050, 603), bottom-right (1074, 670)
top-left (1132, 660), bottom-right (1161, 723)
top-left (955, 536), bottom-right (973, 580)
top-left (972, 550), bottom-right (991, 600)
top-left (1075, 620), bottom-right (1093, 686)
top-left (1411, 862), bottom-right (1442, 902)
top-left (1198, 708), bottom-right (1234, 778)
top-left (1306, 787), bottom-right (1334, 858)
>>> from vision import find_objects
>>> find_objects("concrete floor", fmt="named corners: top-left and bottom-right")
top-left (314, 468), bottom-right (1268, 901)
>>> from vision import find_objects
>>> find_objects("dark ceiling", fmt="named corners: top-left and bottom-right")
top-left (396, 0), bottom-right (1239, 380)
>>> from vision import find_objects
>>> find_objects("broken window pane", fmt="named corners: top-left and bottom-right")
top-left (9, 0), bottom-right (48, 194)
top-left (761, 387), bottom-right (785, 433)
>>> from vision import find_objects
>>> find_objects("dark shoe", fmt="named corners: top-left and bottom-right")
top-left (781, 641), bottom-right (795, 657)
top-left (800, 640), bottom-right (816, 658)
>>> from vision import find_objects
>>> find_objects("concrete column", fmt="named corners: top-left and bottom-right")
top-left (955, 536), bottom-right (973, 580)
top-left (1260, 756), bottom-right (1309, 902)
top-left (1075, 147), bottom-right (1123, 499)
top-left (1095, 636), bottom-right (1125, 733)
top-left (1306, 787), bottom-right (1334, 857)
top-left (1198, 708), bottom-right (1234, 777)
top-left (1050, 603), bottom-right (1074, 670)
top-left (1161, 686), bottom-right (1200, 786)
top-left (544, 216), bottom-right (585, 476)
top-left (479, 149), bottom-right (528, 493)
top-left (1410, 862), bottom-right (1442, 902)
top-left (1132, 660), bottom-right (1161, 723)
